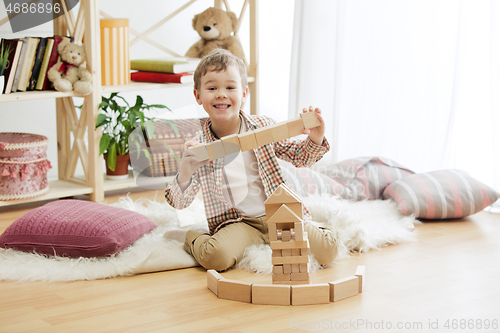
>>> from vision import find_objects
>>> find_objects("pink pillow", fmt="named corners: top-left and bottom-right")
top-left (319, 157), bottom-right (415, 200)
top-left (383, 170), bottom-right (500, 219)
top-left (0, 200), bottom-right (157, 258)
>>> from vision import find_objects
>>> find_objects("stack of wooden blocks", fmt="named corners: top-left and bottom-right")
top-left (188, 111), bottom-right (321, 161)
top-left (265, 184), bottom-right (311, 285)
top-left (206, 185), bottom-right (368, 306)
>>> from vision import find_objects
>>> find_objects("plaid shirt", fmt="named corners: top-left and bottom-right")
top-left (165, 111), bottom-right (330, 234)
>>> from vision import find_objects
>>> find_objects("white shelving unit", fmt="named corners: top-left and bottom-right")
top-left (0, 0), bottom-right (259, 207)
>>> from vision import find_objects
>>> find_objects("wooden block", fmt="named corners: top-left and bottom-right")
top-left (207, 140), bottom-right (225, 160)
top-left (291, 272), bottom-right (310, 281)
top-left (291, 283), bottom-right (330, 305)
top-left (272, 249), bottom-right (282, 257)
top-left (281, 230), bottom-right (291, 242)
top-left (282, 249), bottom-right (292, 257)
top-left (283, 264), bottom-right (292, 274)
top-left (238, 130), bottom-right (258, 151)
top-left (220, 133), bottom-right (240, 155)
top-left (268, 223), bottom-right (278, 242)
top-left (355, 266), bottom-right (366, 292)
top-left (294, 222), bottom-right (304, 241)
top-left (218, 279), bottom-right (253, 303)
top-left (253, 126), bottom-right (274, 146)
top-left (329, 276), bottom-right (359, 302)
top-left (299, 263), bottom-right (308, 273)
top-left (252, 284), bottom-right (291, 306)
top-left (291, 249), bottom-right (301, 256)
top-left (272, 273), bottom-right (291, 282)
top-left (265, 202), bottom-right (303, 222)
top-left (300, 111), bottom-right (321, 129)
top-left (271, 121), bottom-right (290, 142)
top-left (272, 254), bottom-right (309, 265)
top-left (291, 263), bottom-right (300, 273)
top-left (188, 144), bottom-right (209, 161)
top-left (267, 204), bottom-right (302, 224)
top-left (301, 248), bottom-right (310, 256)
top-left (273, 265), bottom-right (284, 274)
top-left (207, 270), bottom-right (224, 296)
top-left (264, 184), bottom-right (302, 204)
top-left (270, 235), bottom-right (309, 250)
top-left (287, 117), bottom-right (305, 137)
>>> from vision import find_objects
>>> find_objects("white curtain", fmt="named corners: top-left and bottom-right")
top-left (289, 0), bottom-right (500, 206)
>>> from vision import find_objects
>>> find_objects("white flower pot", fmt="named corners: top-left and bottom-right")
top-left (0, 76), bottom-right (4, 94)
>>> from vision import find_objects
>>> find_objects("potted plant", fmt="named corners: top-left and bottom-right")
top-left (0, 42), bottom-right (12, 93)
top-left (96, 92), bottom-right (177, 179)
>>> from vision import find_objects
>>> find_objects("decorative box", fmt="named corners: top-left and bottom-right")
top-left (100, 18), bottom-right (130, 86)
top-left (0, 133), bottom-right (52, 201)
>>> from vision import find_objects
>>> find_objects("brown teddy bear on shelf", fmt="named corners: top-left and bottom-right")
top-left (185, 7), bottom-right (247, 65)
top-left (47, 41), bottom-right (92, 96)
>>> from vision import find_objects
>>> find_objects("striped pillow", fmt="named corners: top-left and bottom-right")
top-left (319, 157), bottom-right (414, 200)
top-left (278, 160), bottom-right (352, 198)
top-left (383, 170), bottom-right (500, 219)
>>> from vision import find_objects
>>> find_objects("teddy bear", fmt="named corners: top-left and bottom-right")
top-left (185, 7), bottom-right (247, 65)
top-left (47, 41), bottom-right (92, 96)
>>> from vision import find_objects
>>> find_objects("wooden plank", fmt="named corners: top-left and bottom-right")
top-left (355, 266), bottom-right (366, 293)
top-left (291, 284), bottom-right (329, 305)
top-left (272, 254), bottom-right (309, 265)
top-left (270, 236), bottom-right (309, 250)
top-left (252, 284), bottom-right (290, 306)
top-left (238, 130), bottom-right (258, 151)
top-left (329, 276), bottom-right (359, 302)
top-left (287, 117), bottom-right (305, 137)
top-left (207, 270), bottom-right (223, 296)
top-left (300, 111), bottom-right (321, 129)
top-left (218, 279), bottom-right (252, 303)
top-left (253, 126), bottom-right (274, 146)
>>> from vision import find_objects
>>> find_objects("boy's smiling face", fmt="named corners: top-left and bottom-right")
top-left (194, 64), bottom-right (248, 126)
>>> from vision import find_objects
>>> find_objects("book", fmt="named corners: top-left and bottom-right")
top-left (35, 38), bottom-right (54, 90)
top-left (130, 57), bottom-right (200, 74)
top-left (41, 36), bottom-right (70, 90)
top-left (130, 71), bottom-right (193, 84)
top-left (16, 37), bottom-right (39, 92)
top-left (0, 39), bottom-right (23, 94)
top-left (27, 37), bottom-right (47, 91)
top-left (10, 39), bottom-right (28, 92)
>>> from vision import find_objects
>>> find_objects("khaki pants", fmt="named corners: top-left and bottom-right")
top-left (184, 216), bottom-right (338, 272)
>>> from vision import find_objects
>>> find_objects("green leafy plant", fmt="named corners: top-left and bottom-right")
top-left (0, 42), bottom-right (13, 76)
top-left (96, 92), bottom-right (178, 171)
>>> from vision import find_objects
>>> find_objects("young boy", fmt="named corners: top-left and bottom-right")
top-left (165, 49), bottom-right (338, 272)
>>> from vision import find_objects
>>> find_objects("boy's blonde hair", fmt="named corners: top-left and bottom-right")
top-left (193, 49), bottom-right (247, 90)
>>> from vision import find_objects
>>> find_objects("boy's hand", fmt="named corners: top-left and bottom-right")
top-left (301, 106), bottom-right (325, 145)
top-left (177, 140), bottom-right (209, 191)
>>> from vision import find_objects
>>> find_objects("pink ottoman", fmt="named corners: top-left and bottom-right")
top-left (0, 133), bottom-right (52, 201)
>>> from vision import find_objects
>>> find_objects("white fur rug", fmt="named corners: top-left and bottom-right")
top-left (0, 194), bottom-right (419, 282)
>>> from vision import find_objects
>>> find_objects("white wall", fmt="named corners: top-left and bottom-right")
top-left (0, 0), bottom-right (295, 181)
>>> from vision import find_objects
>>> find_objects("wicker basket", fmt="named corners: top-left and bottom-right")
top-left (134, 118), bottom-right (206, 177)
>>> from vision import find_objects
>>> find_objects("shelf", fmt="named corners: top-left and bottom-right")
top-left (101, 76), bottom-right (255, 93)
top-left (0, 90), bottom-right (76, 103)
top-left (0, 172), bottom-right (174, 207)
top-left (0, 179), bottom-right (93, 207)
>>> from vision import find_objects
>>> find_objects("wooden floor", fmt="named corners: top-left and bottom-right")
top-left (1, 190), bottom-right (499, 333)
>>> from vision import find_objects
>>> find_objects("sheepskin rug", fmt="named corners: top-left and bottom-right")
top-left (0, 194), bottom-right (419, 282)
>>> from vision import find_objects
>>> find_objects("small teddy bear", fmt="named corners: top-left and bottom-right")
top-left (185, 7), bottom-right (246, 65)
top-left (47, 41), bottom-right (92, 96)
